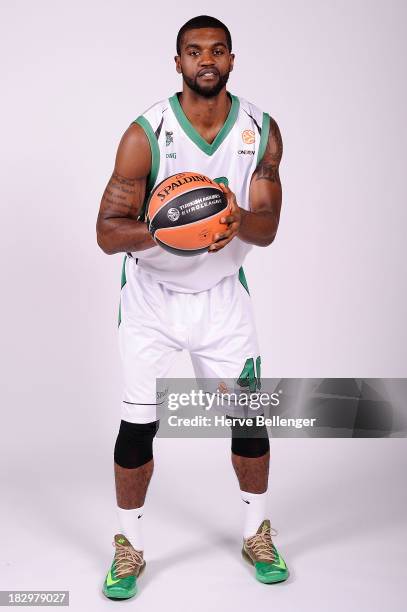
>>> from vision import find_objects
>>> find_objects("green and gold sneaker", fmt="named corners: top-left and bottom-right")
top-left (242, 519), bottom-right (289, 584)
top-left (102, 534), bottom-right (146, 600)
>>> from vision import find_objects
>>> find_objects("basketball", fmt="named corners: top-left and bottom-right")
top-left (146, 172), bottom-right (229, 256)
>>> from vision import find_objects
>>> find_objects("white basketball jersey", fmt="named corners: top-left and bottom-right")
top-left (130, 92), bottom-right (270, 292)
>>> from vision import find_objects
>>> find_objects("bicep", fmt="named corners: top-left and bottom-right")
top-left (98, 123), bottom-right (152, 222)
top-left (249, 116), bottom-right (283, 216)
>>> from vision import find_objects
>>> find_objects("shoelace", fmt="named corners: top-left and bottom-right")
top-left (112, 541), bottom-right (144, 577)
top-left (245, 526), bottom-right (278, 562)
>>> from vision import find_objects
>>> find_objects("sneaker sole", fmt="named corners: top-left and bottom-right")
top-left (241, 548), bottom-right (289, 584)
top-left (102, 561), bottom-right (146, 599)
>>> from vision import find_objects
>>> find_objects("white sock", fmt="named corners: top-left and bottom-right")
top-left (240, 490), bottom-right (268, 539)
top-left (116, 505), bottom-right (145, 551)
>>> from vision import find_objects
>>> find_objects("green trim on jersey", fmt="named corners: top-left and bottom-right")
top-left (120, 255), bottom-right (127, 289)
top-left (133, 116), bottom-right (160, 221)
top-left (238, 266), bottom-right (250, 295)
top-left (256, 112), bottom-right (271, 165)
top-left (213, 176), bottom-right (229, 187)
top-left (118, 255), bottom-right (128, 327)
top-left (169, 92), bottom-right (240, 156)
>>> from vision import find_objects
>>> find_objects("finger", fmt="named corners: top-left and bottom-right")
top-left (208, 239), bottom-right (230, 252)
top-left (223, 192), bottom-right (235, 208)
top-left (227, 196), bottom-right (238, 212)
top-left (213, 229), bottom-right (233, 242)
top-left (220, 213), bottom-right (238, 224)
top-left (218, 182), bottom-right (235, 205)
top-left (208, 232), bottom-right (238, 251)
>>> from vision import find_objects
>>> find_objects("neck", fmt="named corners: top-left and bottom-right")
top-left (178, 87), bottom-right (231, 129)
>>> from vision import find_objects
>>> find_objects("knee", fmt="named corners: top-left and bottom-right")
top-left (230, 416), bottom-right (270, 458)
top-left (114, 419), bottom-right (159, 468)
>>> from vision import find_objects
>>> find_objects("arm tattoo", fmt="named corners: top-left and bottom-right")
top-left (255, 162), bottom-right (280, 183)
top-left (101, 172), bottom-right (144, 219)
top-left (255, 117), bottom-right (283, 183)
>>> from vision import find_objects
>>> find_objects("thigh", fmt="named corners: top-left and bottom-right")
top-left (119, 322), bottom-right (180, 423)
top-left (190, 270), bottom-right (261, 391)
top-left (118, 257), bottom-right (183, 423)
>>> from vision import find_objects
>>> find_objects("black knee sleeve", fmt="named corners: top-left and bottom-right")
top-left (229, 415), bottom-right (270, 458)
top-left (114, 419), bottom-right (159, 468)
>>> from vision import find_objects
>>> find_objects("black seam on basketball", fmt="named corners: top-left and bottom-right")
top-left (156, 235), bottom-right (206, 249)
top-left (146, 174), bottom-right (211, 225)
top-left (154, 236), bottom-right (209, 256)
top-left (153, 208), bottom-right (227, 231)
top-left (149, 190), bottom-right (227, 231)
top-left (148, 184), bottom-right (222, 225)
top-left (145, 174), bottom-right (178, 225)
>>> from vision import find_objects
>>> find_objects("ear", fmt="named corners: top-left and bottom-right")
top-left (174, 55), bottom-right (182, 74)
top-left (229, 53), bottom-right (235, 72)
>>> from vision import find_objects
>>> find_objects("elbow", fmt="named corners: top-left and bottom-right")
top-left (96, 213), bottom-right (114, 255)
top-left (96, 226), bottom-right (114, 255)
top-left (259, 233), bottom-right (276, 247)
top-left (261, 221), bottom-right (280, 246)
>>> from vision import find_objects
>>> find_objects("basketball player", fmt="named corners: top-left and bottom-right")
top-left (97, 15), bottom-right (287, 599)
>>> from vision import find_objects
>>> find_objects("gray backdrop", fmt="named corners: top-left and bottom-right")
top-left (0, 1), bottom-right (406, 610)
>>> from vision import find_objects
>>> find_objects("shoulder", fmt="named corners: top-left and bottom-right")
top-left (253, 114), bottom-right (283, 179)
top-left (235, 94), bottom-right (265, 128)
top-left (136, 97), bottom-right (171, 131)
top-left (115, 122), bottom-right (151, 179)
top-left (116, 96), bottom-right (169, 161)
top-left (236, 95), bottom-right (281, 151)
top-left (264, 115), bottom-right (283, 162)
top-left (119, 122), bottom-right (150, 155)
top-left (237, 95), bottom-right (283, 165)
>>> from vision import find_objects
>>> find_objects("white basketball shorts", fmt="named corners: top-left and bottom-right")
top-left (118, 254), bottom-right (261, 423)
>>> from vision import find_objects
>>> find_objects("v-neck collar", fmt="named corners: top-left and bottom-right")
top-left (169, 92), bottom-right (240, 156)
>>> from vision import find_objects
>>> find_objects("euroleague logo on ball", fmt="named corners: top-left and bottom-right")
top-left (167, 207), bottom-right (180, 222)
top-left (242, 129), bottom-right (255, 144)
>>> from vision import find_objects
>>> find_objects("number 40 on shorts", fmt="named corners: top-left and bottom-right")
top-left (237, 356), bottom-right (261, 392)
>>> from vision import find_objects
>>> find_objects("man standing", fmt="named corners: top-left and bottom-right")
top-left (97, 15), bottom-right (288, 599)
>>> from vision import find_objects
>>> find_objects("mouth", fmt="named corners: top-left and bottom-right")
top-left (197, 70), bottom-right (219, 81)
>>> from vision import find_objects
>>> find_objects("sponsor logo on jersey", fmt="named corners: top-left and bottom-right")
top-left (242, 129), bottom-right (255, 144)
top-left (165, 131), bottom-right (174, 146)
top-left (166, 152), bottom-right (177, 158)
top-left (167, 207), bottom-right (180, 222)
top-left (238, 149), bottom-right (255, 155)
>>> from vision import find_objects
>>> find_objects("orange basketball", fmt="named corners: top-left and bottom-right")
top-left (146, 172), bottom-right (229, 256)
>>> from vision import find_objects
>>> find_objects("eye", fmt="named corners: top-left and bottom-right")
top-left (189, 50), bottom-right (200, 56)
top-left (213, 48), bottom-right (224, 55)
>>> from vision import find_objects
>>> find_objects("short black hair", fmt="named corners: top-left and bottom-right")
top-left (176, 15), bottom-right (232, 55)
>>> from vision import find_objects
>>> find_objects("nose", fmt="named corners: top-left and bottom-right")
top-left (199, 50), bottom-right (215, 66)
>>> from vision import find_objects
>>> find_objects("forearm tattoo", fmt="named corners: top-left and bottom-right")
top-left (101, 172), bottom-right (144, 219)
top-left (255, 117), bottom-right (283, 183)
